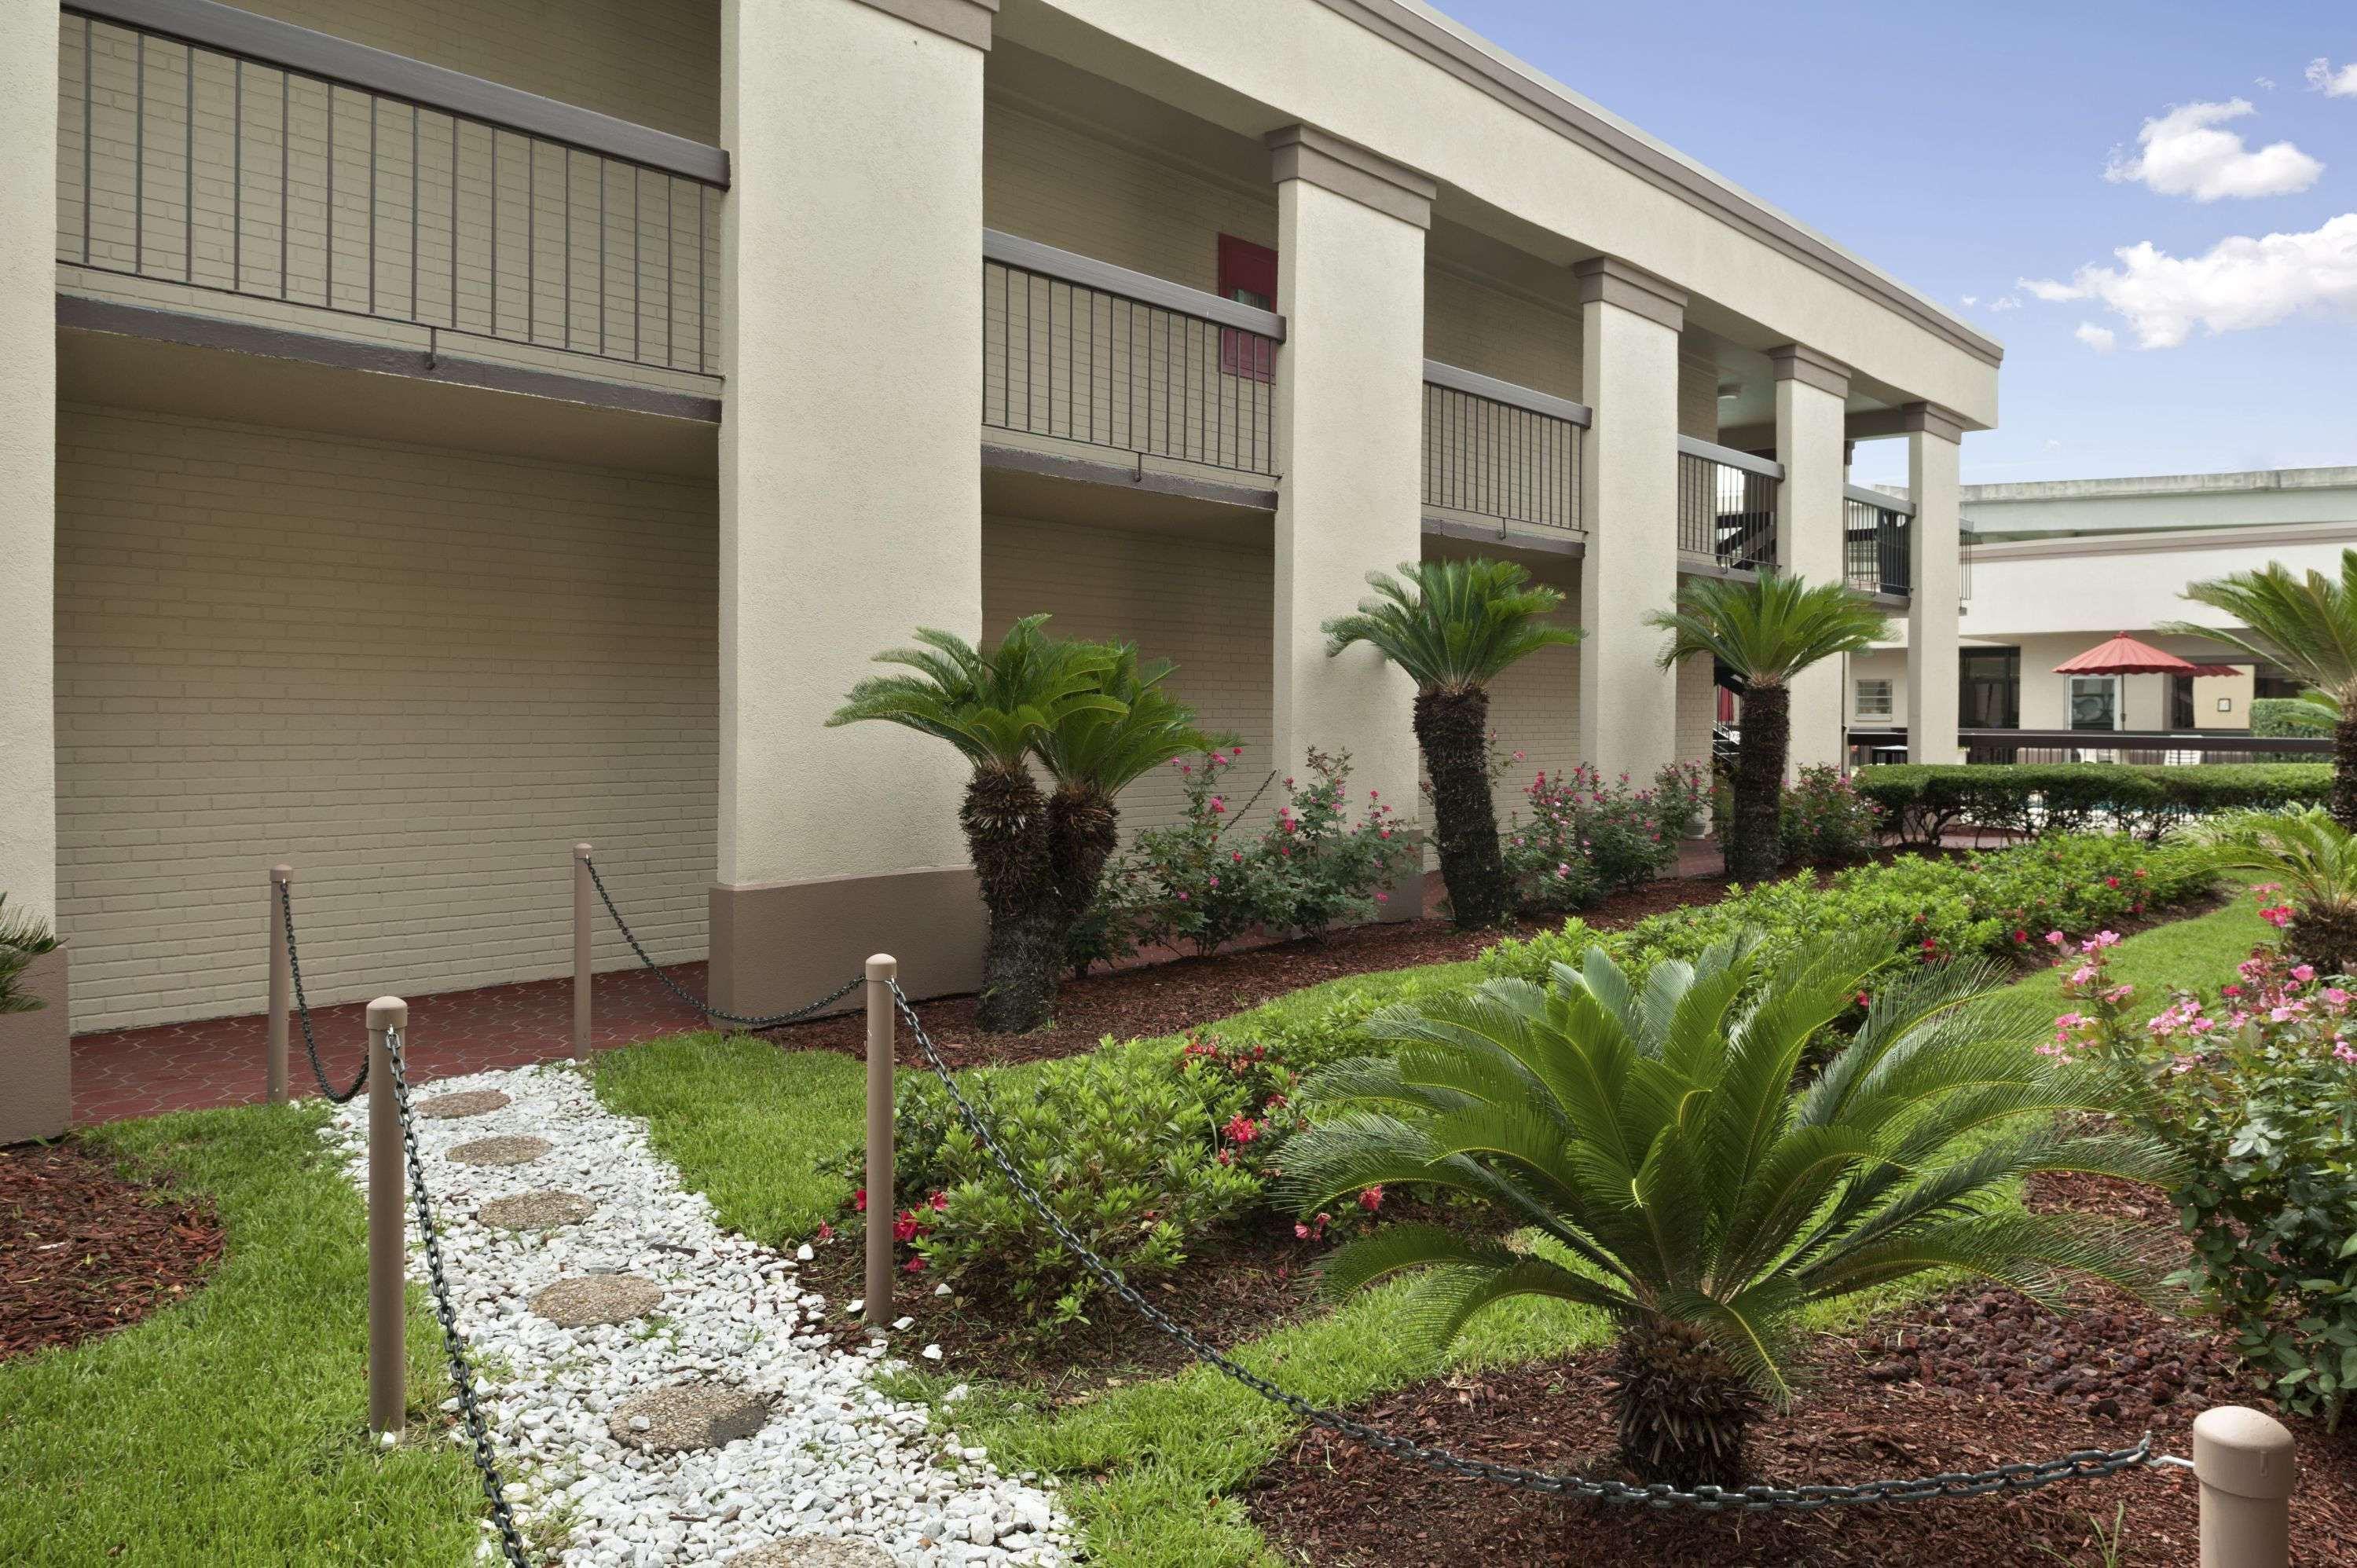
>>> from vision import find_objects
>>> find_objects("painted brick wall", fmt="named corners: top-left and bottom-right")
top-left (55, 406), bottom-right (717, 1031)
top-left (981, 515), bottom-right (1277, 837)
top-left (1481, 553), bottom-right (1582, 820)
top-left (1677, 347), bottom-right (1721, 441)
top-left (1424, 264), bottom-right (1582, 401)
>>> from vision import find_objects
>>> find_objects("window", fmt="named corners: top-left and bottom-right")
top-left (1959, 647), bottom-right (2020, 730)
top-left (2170, 674), bottom-right (2195, 730)
top-left (1217, 233), bottom-right (1277, 382)
top-left (2252, 659), bottom-right (2302, 701)
top-left (1853, 677), bottom-right (1894, 720)
top-left (2069, 675), bottom-right (2121, 733)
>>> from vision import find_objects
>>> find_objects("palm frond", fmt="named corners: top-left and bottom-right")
top-left (1645, 572), bottom-right (1890, 689)
top-left (1321, 558), bottom-right (1582, 694)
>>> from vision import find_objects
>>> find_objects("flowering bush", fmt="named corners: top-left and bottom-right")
top-left (1778, 764), bottom-right (1881, 866)
top-left (1498, 760), bottom-right (1707, 917)
top-left (1255, 749), bottom-right (1411, 937)
top-left (2057, 927), bottom-right (2357, 1428)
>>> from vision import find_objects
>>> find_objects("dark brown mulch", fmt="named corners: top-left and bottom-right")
top-left (0, 1141), bottom-right (223, 1362)
top-left (764, 874), bottom-right (1739, 1070)
top-left (1246, 1171), bottom-right (2357, 1566)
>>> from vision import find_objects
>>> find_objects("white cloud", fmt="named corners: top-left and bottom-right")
top-left (2256, 76), bottom-right (2277, 91)
top-left (2073, 322), bottom-right (2119, 353)
top-left (2103, 98), bottom-right (2322, 200)
top-left (2308, 58), bottom-right (2357, 97)
top-left (2018, 214), bottom-right (2357, 348)
top-left (1960, 294), bottom-right (1979, 306)
top-left (1987, 295), bottom-right (2023, 312)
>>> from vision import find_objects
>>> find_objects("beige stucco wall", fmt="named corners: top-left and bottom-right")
top-left (4, 1), bottom-right (58, 929)
top-left (55, 405), bottom-right (717, 1033)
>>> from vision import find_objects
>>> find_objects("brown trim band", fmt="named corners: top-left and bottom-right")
top-left (848, 0), bottom-right (999, 52)
top-left (1267, 124), bottom-right (1437, 229)
top-left (1423, 515), bottom-right (1585, 556)
top-left (0, 946), bottom-right (70, 1145)
top-left (1769, 343), bottom-right (1852, 399)
top-left (57, 294), bottom-right (724, 423)
top-left (1900, 401), bottom-right (1967, 445)
top-left (708, 868), bottom-right (988, 1019)
top-left (1309, 0), bottom-right (2002, 368)
top-left (1571, 256), bottom-right (1686, 333)
top-left (981, 441), bottom-right (1279, 511)
top-left (67, 0), bottom-right (729, 185)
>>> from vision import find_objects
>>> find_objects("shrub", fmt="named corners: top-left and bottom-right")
top-left (1778, 764), bottom-right (1881, 865)
top-left (1497, 760), bottom-right (1709, 917)
top-left (1256, 749), bottom-right (1412, 936)
top-left (1855, 762), bottom-right (2330, 844)
top-left (2252, 697), bottom-right (2335, 740)
top-left (2059, 936), bottom-right (2357, 1429)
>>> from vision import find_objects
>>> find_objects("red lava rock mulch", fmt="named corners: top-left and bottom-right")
top-left (1246, 1171), bottom-right (2357, 1566)
top-left (767, 874), bottom-right (1739, 1070)
top-left (0, 1141), bottom-right (223, 1362)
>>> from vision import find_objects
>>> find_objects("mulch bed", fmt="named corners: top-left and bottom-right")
top-left (1245, 1169), bottom-right (2357, 1566)
top-left (764, 874), bottom-right (1740, 1070)
top-left (0, 1141), bottom-right (223, 1362)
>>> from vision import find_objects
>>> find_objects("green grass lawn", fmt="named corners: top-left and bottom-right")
top-left (0, 1105), bottom-right (485, 1566)
top-left (2004, 898), bottom-right (2272, 1028)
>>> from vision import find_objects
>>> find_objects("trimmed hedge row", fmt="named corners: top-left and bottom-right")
top-left (2251, 698), bottom-right (2334, 739)
top-left (1853, 762), bottom-right (2330, 842)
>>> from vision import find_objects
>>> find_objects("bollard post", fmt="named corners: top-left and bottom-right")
top-left (572, 843), bottom-right (594, 1062)
top-left (367, 996), bottom-right (409, 1438)
top-left (266, 864), bottom-right (292, 1104)
top-left (864, 954), bottom-right (896, 1330)
top-left (2194, 1405), bottom-right (2296, 1568)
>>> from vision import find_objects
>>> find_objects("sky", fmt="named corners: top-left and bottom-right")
top-left (1431, 0), bottom-right (2357, 487)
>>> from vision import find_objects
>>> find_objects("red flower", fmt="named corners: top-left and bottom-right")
top-left (816, 1222), bottom-right (835, 1243)
top-left (929, 1191), bottom-right (949, 1212)
top-left (1358, 1185), bottom-right (1384, 1212)
top-left (892, 1211), bottom-right (922, 1244)
top-left (904, 1255), bottom-right (927, 1273)
top-left (852, 1188), bottom-right (867, 1213)
top-left (1225, 1114), bottom-right (1260, 1145)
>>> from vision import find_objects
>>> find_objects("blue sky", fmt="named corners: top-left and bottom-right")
top-left (1435, 0), bottom-right (2357, 486)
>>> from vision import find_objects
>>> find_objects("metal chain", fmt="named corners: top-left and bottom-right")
top-left (278, 880), bottom-right (367, 1103)
top-left (582, 857), bottom-right (862, 1029)
top-left (380, 1025), bottom-right (532, 1568)
top-left (888, 979), bottom-right (2165, 1512)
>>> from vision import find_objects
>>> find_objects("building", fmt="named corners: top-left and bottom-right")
top-left (0, 0), bottom-right (1998, 1141)
top-left (1849, 468), bottom-right (2357, 751)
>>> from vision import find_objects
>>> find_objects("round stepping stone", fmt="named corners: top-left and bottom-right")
top-left (727, 1541), bottom-right (894, 1567)
top-left (417, 1089), bottom-right (511, 1120)
top-left (607, 1385), bottom-right (770, 1453)
top-left (447, 1134), bottom-right (551, 1167)
top-left (530, 1274), bottom-right (664, 1328)
top-left (478, 1190), bottom-right (596, 1229)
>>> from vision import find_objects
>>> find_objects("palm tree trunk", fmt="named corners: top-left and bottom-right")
top-left (1046, 784), bottom-right (1121, 945)
top-left (962, 765), bottom-right (1059, 1033)
top-left (1415, 686), bottom-right (1508, 928)
top-left (2333, 716), bottom-right (2357, 832)
top-left (1728, 683), bottom-right (1788, 885)
top-left (1609, 1321), bottom-right (1759, 1488)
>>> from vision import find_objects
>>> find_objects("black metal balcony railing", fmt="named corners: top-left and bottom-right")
top-left (982, 230), bottom-right (1283, 478)
top-left (1676, 438), bottom-right (1780, 571)
top-left (56, 5), bottom-right (728, 374)
top-left (1844, 487), bottom-right (1913, 597)
top-left (1421, 361), bottom-right (1588, 533)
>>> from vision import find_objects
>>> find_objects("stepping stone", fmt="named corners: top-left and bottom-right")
top-left (726, 1541), bottom-right (894, 1567)
top-left (607, 1385), bottom-right (770, 1453)
top-left (417, 1089), bottom-right (510, 1120)
top-left (530, 1274), bottom-right (664, 1328)
top-left (447, 1134), bottom-right (551, 1167)
top-left (478, 1190), bottom-right (596, 1229)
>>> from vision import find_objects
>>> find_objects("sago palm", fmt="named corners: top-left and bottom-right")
top-left (1031, 643), bottom-right (1206, 942)
top-left (828, 617), bottom-right (1118, 1031)
top-left (0, 893), bottom-right (58, 1017)
top-left (1323, 559), bottom-right (1583, 929)
top-left (1283, 930), bottom-right (2177, 1486)
top-left (2183, 807), bottom-right (2357, 974)
top-left (2166, 551), bottom-right (2357, 829)
top-left (1648, 574), bottom-right (1889, 884)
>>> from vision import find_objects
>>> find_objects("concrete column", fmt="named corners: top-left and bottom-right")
top-left (0, 0), bottom-right (65, 1145)
top-left (1574, 257), bottom-right (1686, 785)
top-left (1905, 403), bottom-right (1965, 764)
top-left (710, 0), bottom-right (995, 1013)
top-left (1772, 344), bottom-right (1853, 774)
top-left (1266, 126), bottom-right (1433, 917)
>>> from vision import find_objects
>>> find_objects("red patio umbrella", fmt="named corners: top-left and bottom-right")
top-left (2052, 634), bottom-right (2201, 676)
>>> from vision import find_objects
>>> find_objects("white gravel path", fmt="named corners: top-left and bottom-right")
top-left (321, 1061), bottom-right (1069, 1568)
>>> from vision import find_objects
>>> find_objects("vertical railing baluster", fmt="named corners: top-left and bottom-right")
top-left (367, 94), bottom-right (377, 314)
top-left (563, 148), bottom-right (573, 354)
top-left (278, 69), bottom-right (288, 298)
top-left (447, 116), bottom-right (457, 331)
top-left (596, 155), bottom-right (606, 353)
top-left (409, 105), bottom-right (419, 324)
top-left (233, 57), bottom-right (243, 288)
top-left (80, 16), bottom-right (93, 265)
top-left (665, 178), bottom-right (674, 368)
top-left (525, 137), bottom-right (534, 343)
top-left (487, 129), bottom-right (497, 337)
top-left (630, 167), bottom-right (640, 363)
top-left (324, 82), bottom-right (335, 307)
top-left (134, 30), bottom-right (144, 273)
top-left (183, 42), bottom-right (192, 283)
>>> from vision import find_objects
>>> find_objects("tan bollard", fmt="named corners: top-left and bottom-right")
top-left (864, 954), bottom-right (896, 1330)
top-left (367, 996), bottom-right (409, 1438)
top-left (2194, 1405), bottom-right (2296, 1568)
top-left (266, 864), bottom-right (292, 1104)
top-left (572, 843), bottom-right (594, 1062)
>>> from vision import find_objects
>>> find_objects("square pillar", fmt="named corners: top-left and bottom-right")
top-left (1574, 257), bottom-right (1686, 785)
top-left (710, 0), bottom-right (997, 1013)
top-left (1267, 126), bottom-right (1433, 917)
top-left (1905, 403), bottom-right (1966, 764)
top-left (0, 0), bottom-right (64, 1143)
top-left (1771, 343), bottom-right (1853, 774)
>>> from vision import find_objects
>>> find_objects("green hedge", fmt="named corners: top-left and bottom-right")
top-left (2250, 698), bottom-right (2335, 740)
top-left (1853, 762), bottom-right (2330, 842)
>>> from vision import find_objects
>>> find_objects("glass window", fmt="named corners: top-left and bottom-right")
top-left (1853, 678), bottom-right (1894, 720)
top-left (2069, 675), bottom-right (2121, 732)
top-left (1216, 234), bottom-right (1277, 383)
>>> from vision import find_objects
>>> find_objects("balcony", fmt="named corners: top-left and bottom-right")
top-left (1421, 361), bottom-right (1587, 544)
top-left (55, 3), bottom-right (728, 382)
top-left (981, 229), bottom-right (1282, 485)
top-left (1845, 485), bottom-right (1914, 599)
top-left (1677, 436), bottom-right (1780, 572)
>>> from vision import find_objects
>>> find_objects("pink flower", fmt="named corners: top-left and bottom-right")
top-left (1374, 892), bottom-right (1390, 904)
top-left (1294, 1222), bottom-right (1312, 1240)
top-left (2045, 931), bottom-right (2067, 947)
top-left (929, 1191), bottom-right (949, 1211)
top-left (1225, 1114), bottom-right (1259, 1145)
top-left (2293, 964), bottom-right (2317, 983)
top-left (1358, 1185), bottom-right (1384, 1211)
top-left (2337, 1041), bottom-right (2357, 1064)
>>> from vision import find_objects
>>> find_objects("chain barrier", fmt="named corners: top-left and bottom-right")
top-left (583, 857), bottom-right (862, 1029)
top-left (887, 978), bottom-right (2166, 1512)
top-left (380, 1024), bottom-right (532, 1568)
top-left (278, 880), bottom-right (368, 1103)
